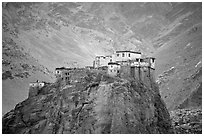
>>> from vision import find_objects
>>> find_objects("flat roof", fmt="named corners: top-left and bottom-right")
top-left (116, 60), bottom-right (130, 62)
top-left (96, 55), bottom-right (112, 58)
top-left (116, 51), bottom-right (142, 54)
top-left (105, 55), bottom-right (112, 57)
top-left (96, 56), bottom-right (105, 58)
top-left (108, 62), bottom-right (120, 65)
top-left (29, 82), bottom-right (38, 84)
top-left (145, 57), bottom-right (156, 59)
top-left (30, 81), bottom-right (45, 84)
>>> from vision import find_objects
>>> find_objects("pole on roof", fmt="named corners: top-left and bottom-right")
top-left (138, 59), bottom-right (141, 81)
top-left (148, 58), bottom-right (151, 78)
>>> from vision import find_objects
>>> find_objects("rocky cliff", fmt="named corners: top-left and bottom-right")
top-left (170, 108), bottom-right (202, 134)
top-left (2, 70), bottom-right (174, 134)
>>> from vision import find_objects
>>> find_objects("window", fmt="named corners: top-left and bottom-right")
top-left (39, 83), bottom-right (44, 87)
top-left (57, 70), bottom-right (60, 74)
top-left (122, 53), bottom-right (124, 57)
top-left (111, 65), bottom-right (113, 68)
top-left (117, 54), bottom-right (119, 57)
top-left (110, 59), bottom-right (112, 62)
top-left (110, 70), bottom-right (112, 72)
top-left (136, 59), bottom-right (139, 62)
top-left (152, 59), bottom-right (155, 63)
top-left (129, 53), bottom-right (130, 57)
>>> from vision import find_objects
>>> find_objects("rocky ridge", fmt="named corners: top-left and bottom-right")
top-left (170, 108), bottom-right (202, 134)
top-left (2, 70), bottom-right (174, 134)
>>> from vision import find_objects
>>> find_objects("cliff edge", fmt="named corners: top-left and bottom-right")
top-left (2, 70), bottom-right (174, 134)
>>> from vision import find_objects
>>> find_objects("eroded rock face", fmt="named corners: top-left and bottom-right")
top-left (170, 108), bottom-right (202, 134)
top-left (2, 71), bottom-right (174, 134)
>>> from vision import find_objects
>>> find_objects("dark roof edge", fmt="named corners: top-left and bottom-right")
top-left (116, 51), bottom-right (142, 54)
top-left (108, 62), bottom-right (120, 65)
top-left (96, 55), bottom-right (112, 58)
top-left (145, 57), bottom-right (156, 59)
top-left (55, 67), bottom-right (73, 70)
top-left (55, 67), bottom-right (65, 70)
top-left (30, 81), bottom-right (46, 84)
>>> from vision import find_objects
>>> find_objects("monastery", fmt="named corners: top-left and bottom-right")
top-left (28, 50), bottom-right (155, 98)
top-left (93, 50), bottom-right (155, 80)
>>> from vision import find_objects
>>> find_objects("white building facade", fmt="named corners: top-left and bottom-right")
top-left (113, 51), bottom-right (142, 62)
top-left (29, 81), bottom-right (45, 89)
top-left (108, 62), bottom-right (121, 76)
top-left (129, 57), bottom-right (156, 69)
top-left (93, 51), bottom-right (142, 68)
top-left (94, 55), bottom-right (113, 68)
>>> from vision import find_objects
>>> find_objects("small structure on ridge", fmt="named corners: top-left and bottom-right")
top-left (55, 67), bottom-right (72, 86)
top-left (28, 80), bottom-right (47, 97)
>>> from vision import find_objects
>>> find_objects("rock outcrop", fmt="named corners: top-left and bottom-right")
top-left (2, 70), bottom-right (174, 134)
top-left (170, 108), bottom-right (202, 134)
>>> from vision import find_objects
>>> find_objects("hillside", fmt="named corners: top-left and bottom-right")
top-left (2, 2), bottom-right (175, 70)
top-left (2, 71), bottom-right (174, 134)
top-left (2, 29), bottom-right (54, 115)
top-left (2, 2), bottom-right (202, 119)
top-left (153, 3), bottom-right (202, 110)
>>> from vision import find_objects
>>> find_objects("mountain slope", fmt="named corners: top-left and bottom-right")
top-left (2, 2), bottom-right (202, 115)
top-left (2, 71), bottom-right (174, 134)
top-left (2, 35), bottom-right (54, 115)
top-left (2, 3), bottom-right (55, 115)
top-left (154, 8), bottom-right (202, 110)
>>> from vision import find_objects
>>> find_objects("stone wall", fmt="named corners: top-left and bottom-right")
top-left (119, 65), bottom-right (155, 84)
